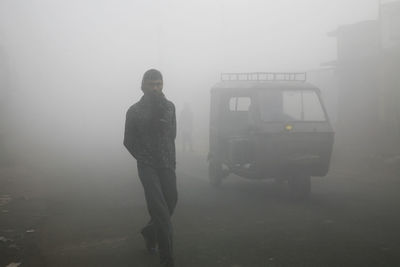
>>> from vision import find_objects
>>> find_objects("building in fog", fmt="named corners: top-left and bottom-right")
top-left (0, 44), bottom-right (15, 164)
top-left (327, 1), bottom-right (400, 155)
top-left (328, 20), bottom-right (381, 153)
top-left (379, 0), bottom-right (400, 154)
top-left (0, 46), bottom-right (10, 162)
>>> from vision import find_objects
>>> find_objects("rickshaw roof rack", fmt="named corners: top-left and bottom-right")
top-left (221, 72), bottom-right (307, 82)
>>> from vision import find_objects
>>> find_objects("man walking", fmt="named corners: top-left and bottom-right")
top-left (124, 69), bottom-right (177, 267)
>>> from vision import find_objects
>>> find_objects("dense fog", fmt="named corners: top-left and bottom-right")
top-left (3, 1), bottom-right (400, 267)
top-left (0, 0), bottom-right (387, 170)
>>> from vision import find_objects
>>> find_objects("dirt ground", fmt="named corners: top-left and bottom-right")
top-left (1, 149), bottom-right (400, 267)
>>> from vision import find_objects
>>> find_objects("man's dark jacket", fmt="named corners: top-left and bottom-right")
top-left (124, 93), bottom-right (176, 170)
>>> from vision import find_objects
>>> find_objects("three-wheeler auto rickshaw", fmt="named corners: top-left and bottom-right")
top-left (208, 72), bottom-right (334, 198)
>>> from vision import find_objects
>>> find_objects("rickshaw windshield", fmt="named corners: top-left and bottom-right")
top-left (258, 89), bottom-right (326, 122)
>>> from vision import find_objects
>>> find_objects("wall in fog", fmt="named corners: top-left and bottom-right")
top-left (0, 0), bottom-right (379, 170)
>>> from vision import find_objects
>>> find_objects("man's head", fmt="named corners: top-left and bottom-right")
top-left (141, 69), bottom-right (163, 95)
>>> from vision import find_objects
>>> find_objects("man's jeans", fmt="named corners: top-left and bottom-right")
top-left (137, 162), bottom-right (178, 263)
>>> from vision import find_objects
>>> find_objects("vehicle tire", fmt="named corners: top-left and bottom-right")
top-left (288, 175), bottom-right (311, 199)
top-left (209, 162), bottom-right (223, 187)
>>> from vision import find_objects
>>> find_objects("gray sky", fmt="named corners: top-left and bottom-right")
top-left (0, 0), bottom-right (380, 95)
top-left (0, 0), bottom-right (380, 164)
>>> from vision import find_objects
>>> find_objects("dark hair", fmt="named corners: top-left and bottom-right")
top-left (141, 69), bottom-right (163, 89)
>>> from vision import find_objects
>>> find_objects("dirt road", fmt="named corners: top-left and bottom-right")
top-left (1, 151), bottom-right (400, 267)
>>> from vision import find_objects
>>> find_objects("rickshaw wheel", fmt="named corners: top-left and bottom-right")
top-left (209, 162), bottom-right (223, 187)
top-left (288, 175), bottom-right (311, 199)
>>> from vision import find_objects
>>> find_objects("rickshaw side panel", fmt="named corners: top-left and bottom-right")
top-left (209, 80), bottom-right (335, 181)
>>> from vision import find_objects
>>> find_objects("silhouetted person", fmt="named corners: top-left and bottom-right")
top-left (124, 69), bottom-right (177, 267)
top-left (179, 103), bottom-right (193, 152)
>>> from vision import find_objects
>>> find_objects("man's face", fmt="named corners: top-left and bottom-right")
top-left (143, 79), bottom-right (163, 95)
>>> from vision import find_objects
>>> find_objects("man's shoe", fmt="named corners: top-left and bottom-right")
top-left (140, 229), bottom-right (157, 254)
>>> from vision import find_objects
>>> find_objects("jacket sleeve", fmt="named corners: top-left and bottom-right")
top-left (123, 108), bottom-right (139, 159)
top-left (172, 104), bottom-right (177, 140)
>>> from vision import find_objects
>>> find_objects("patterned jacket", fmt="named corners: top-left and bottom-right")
top-left (124, 93), bottom-right (176, 169)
